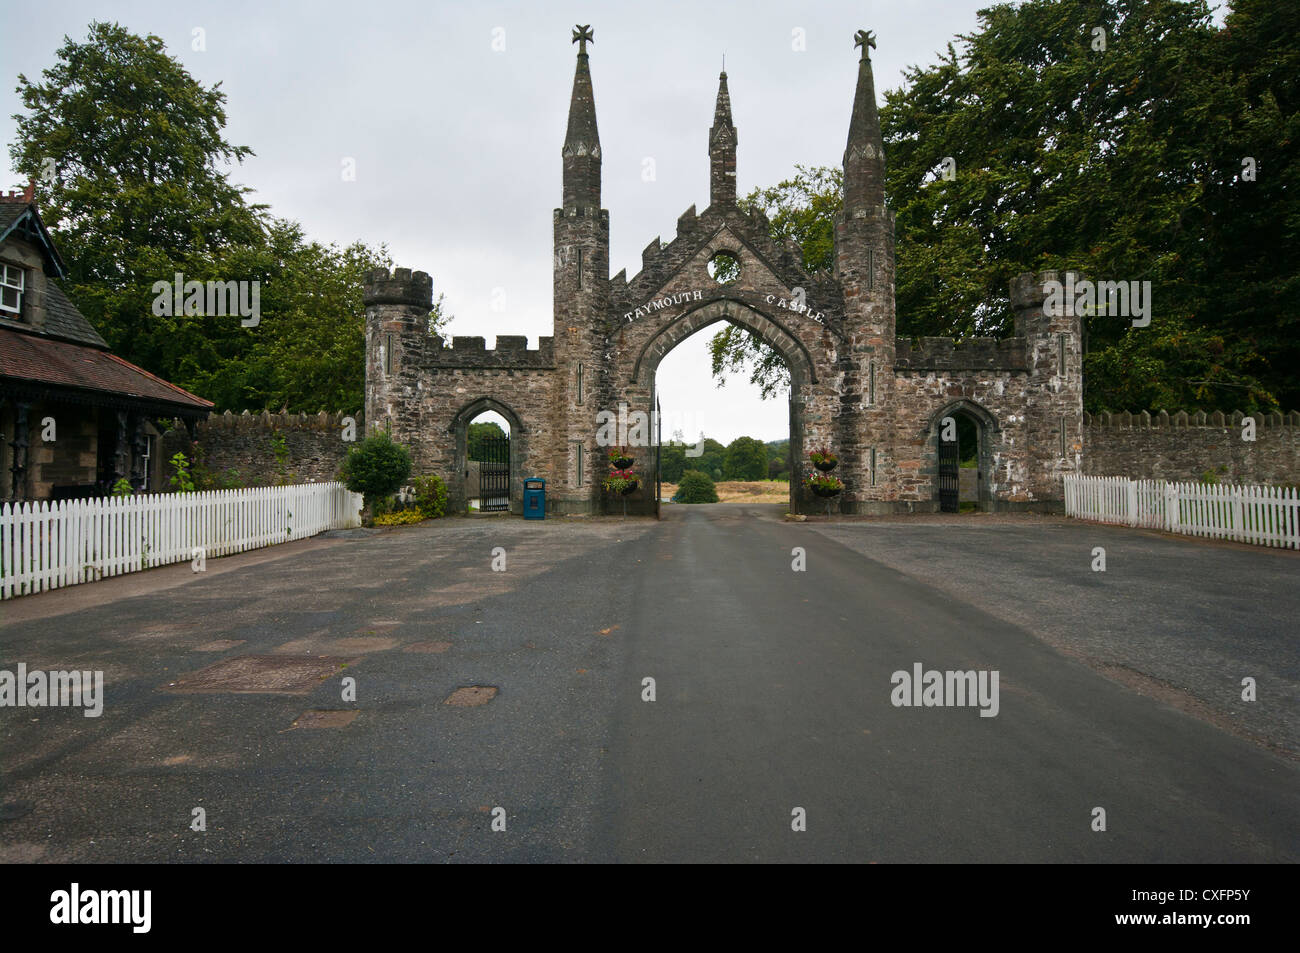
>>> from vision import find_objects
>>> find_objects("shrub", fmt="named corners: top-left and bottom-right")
top-left (373, 509), bottom-right (427, 526)
top-left (169, 452), bottom-right (196, 493)
top-left (412, 474), bottom-right (449, 519)
top-left (677, 470), bottom-right (719, 504)
top-left (340, 430), bottom-right (412, 509)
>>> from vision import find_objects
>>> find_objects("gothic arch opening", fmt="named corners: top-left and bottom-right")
top-left (928, 399), bottom-right (999, 513)
top-left (450, 397), bottom-right (525, 514)
top-left (630, 298), bottom-right (813, 514)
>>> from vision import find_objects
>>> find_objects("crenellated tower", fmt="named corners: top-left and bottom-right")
top-left (834, 29), bottom-right (898, 508)
top-left (552, 24), bottom-right (611, 512)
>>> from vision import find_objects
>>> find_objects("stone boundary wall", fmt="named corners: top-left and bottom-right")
top-left (1083, 409), bottom-right (1300, 485)
top-left (160, 410), bottom-right (361, 489)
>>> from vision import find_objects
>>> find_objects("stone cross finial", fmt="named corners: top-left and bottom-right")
top-left (572, 24), bottom-right (594, 54)
top-left (854, 29), bottom-right (876, 60)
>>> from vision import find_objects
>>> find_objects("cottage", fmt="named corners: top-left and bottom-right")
top-left (0, 183), bottom-right (212, 501)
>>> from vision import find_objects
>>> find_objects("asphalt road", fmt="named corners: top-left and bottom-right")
top-left (1, 505), bottom-right (1296, 862)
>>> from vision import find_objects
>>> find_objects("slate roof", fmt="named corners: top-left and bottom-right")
top-left (0, 326), bottom-right (212, 415)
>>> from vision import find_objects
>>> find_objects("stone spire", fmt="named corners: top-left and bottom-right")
top-left (562, 25), bottom-right (601, 212)
top-left (709, 71), bottom-right (737, 207)
top-left (843, 29), bottom-right (886, 211)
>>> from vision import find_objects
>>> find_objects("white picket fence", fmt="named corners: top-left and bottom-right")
top-left (1064, 475), bottom-right (1300, 549)
top-left (0, 482), bottom-right (363, 600)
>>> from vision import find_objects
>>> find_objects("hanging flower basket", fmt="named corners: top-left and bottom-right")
top-left (603, 469), bottom-right (638, 495)
top-left (805, 471), bottom-right (844, 498)
top-left (609, 447), bottom-right (635, 470)
top-left (809, 448), bottom-right (839, 472)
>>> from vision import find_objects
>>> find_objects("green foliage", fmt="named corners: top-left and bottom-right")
top-left (110, 477), bottom-right (132, 497)
top-left (660, 443), bottom-right (688, 483)
top-left (725, 436), bottom-right (769, 481)
top-left (466, 421), bottom-right (507, 461)
top-left (373, 508), bottom-right (427, 526)
top-left (7, 22), bottom-right (445, 415)
top-left (708, 0), bottom-right (1300, 413)
top-left (412, 474), bottom-right (449, 519)
top-left (270, 430), bottom-right (294, 486)
top-left (340, 430), bottom-right (412, 508)
top-left (168, 451), bottom-right (196, 493)
top-left (676, 470), bottom-right (719, 504)
top-left (766, 439), bottom-right (791, 480)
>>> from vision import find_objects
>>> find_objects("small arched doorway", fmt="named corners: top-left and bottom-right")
top-left (930, 400), bottom-right (998, 513)
top-left (450, 397), bottom-right (524, 514)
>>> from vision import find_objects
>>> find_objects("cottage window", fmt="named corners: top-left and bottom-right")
top-left (0, 264), bottom-right (24, 317)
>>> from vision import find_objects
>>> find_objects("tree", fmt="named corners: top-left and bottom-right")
top-left (660, 443), bottom-right (688, 483)
top-left (724, 436), bottom-right (768, 481)
top-left (676, 471), bottom-right (719, 504)
top-left (10, 21), bottom-right (266, 376)
top-left (8, 22), bottom-right (452, 415)
top-left (708, 0), bottom-right (1300, 413)
top-left (467, 421), bottom-right (507, 461)
top-left (340, 430), bottom-right (412, 510)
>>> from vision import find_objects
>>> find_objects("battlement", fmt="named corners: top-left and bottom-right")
top-left (424, 334), bottom-right (556, 369)
top-left (1085, 410), bottom-right (1300, 428)
top-left (553, 207), bottom-right (610, 223)
top-left (363, 267), bottom-right (433, 308)
top-left (895, 336), bottom-right (1028, 372)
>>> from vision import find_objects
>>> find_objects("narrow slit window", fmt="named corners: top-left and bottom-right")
top-left (1058, 334), bottom-right (1066, 375)
top-left (577, 363), bottom-right (584, 405)
top-left (868, 361), bottom-right (876, 405)
top-left (576, 443), bottom-right (584, 486)
top-left (577, 248), bottom-right (584, 290)
top-left (870, 447), bottom-right (877, 486)
top-left (1060, 416), bottom-right (1067, 458)
top-left (384, 333), bottom-right (393, 374)
top-left (867, 247), bottom-right (874, 292)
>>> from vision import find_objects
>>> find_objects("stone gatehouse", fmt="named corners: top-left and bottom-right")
top-left (364, 27), bottom-right (1083, 515)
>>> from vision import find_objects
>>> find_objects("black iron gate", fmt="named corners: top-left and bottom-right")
top-left (938, 433), bottom-right (959, 513)
top-left (478, 435), bottom-right (510, 512)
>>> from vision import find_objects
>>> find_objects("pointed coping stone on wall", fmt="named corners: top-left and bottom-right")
top-left (1231, 410), bottom-right (1244, 425)
top-left (1083, 411), bottom-right (1093, 426)
top-left (1173, 411), bottom-right (1189, 427)
top-left (1209, 410), bottom-right (1225, 426)
top-left (642, 237), bottom-right (661, 268)
top-left (1138, 410), bottom-right (1151, 428)
top-left (1288, 411), bottom-right (1300, 426)
top-left (1156, 409), bottom-right (1170, 427)
top-left (1192, 411), bottom-right (1206, 425)
top-left (1269, 412), bottom-right (1283, 427)
top-left (1118, 411), bottom-right (1132, 428)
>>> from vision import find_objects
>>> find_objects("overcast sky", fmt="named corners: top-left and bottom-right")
top-left (3, 0), bottom-right (1011, 443)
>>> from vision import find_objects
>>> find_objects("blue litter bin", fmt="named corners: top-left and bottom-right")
top-left (523, 478), bottom-right (546, 519)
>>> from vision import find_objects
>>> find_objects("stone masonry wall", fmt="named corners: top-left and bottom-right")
top-left (1083, 410), bottom-right (1300, 485)
top-left (160, 410), bottom-right (360, 488)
